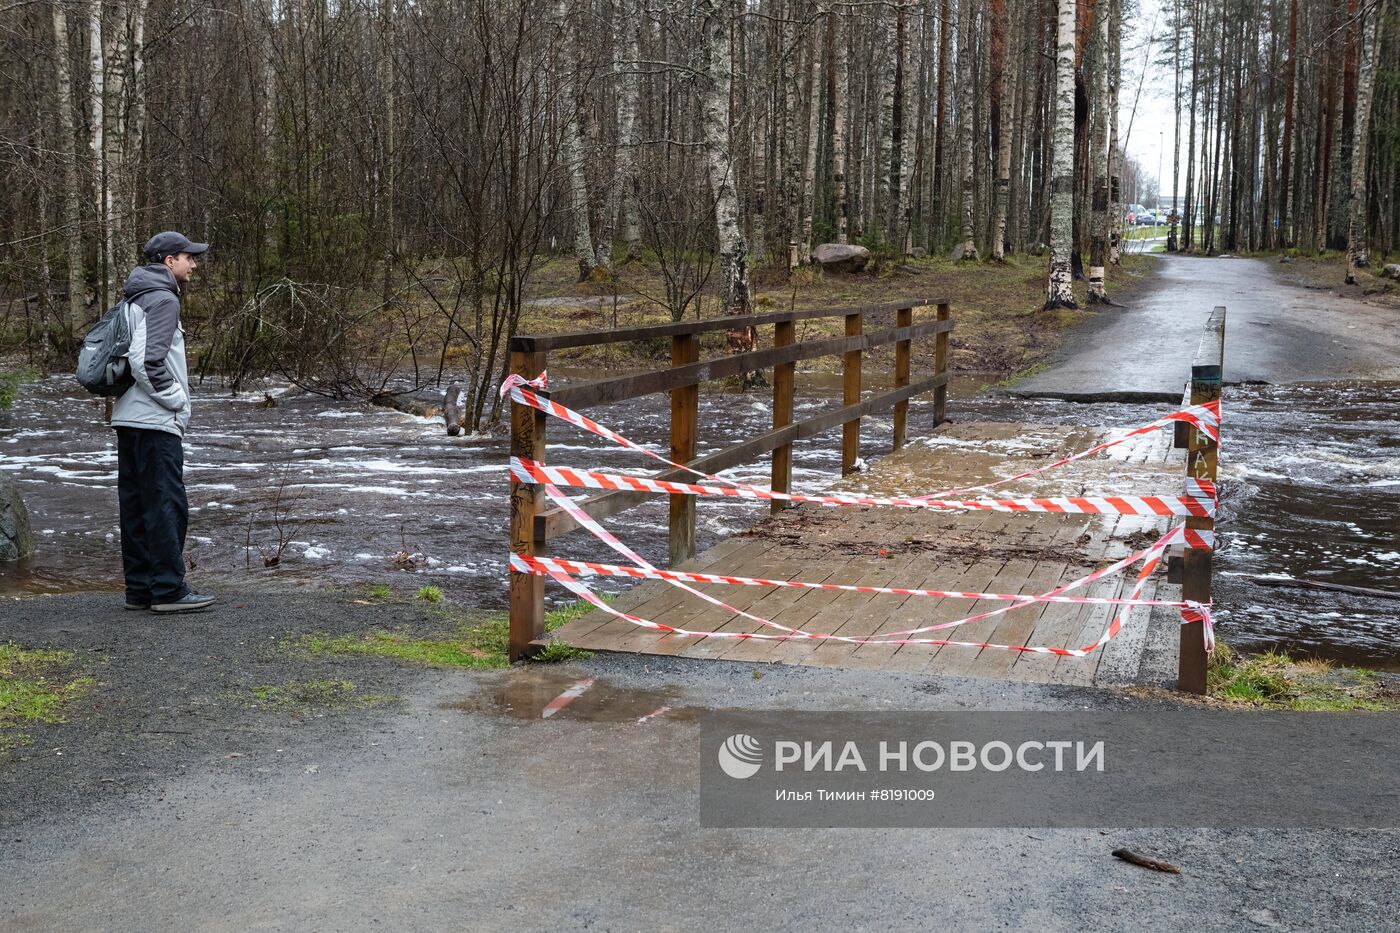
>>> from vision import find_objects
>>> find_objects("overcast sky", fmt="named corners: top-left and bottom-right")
top-left (1117, 0), bottom-right (1181, 200)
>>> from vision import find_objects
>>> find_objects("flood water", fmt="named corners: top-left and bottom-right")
top-left (2, 372), bottom-right (1397, 668)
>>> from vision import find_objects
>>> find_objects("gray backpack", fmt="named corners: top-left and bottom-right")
top-left (75, 291), bottom-right (154, 396)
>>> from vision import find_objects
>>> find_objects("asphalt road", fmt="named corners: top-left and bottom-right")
top-left (2, 595), bottom-right (1396, 932)
top-left (1014, 254), bottom-right (1400, 400)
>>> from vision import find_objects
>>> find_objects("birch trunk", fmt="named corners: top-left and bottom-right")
top-left (896, 6), bottom-right (916, 254)
top-left (1087, 2), bottom-right (1110, 303)
top-left (1045, 0), bottom-right (1077, 308)
top-left (1280, 0), bottom-right (1297, 248)
top-left (127, 0), bottom-right (147, 246)
top-left (1107, 0), bottom-right (1120, 265)
top-left (991, 0), bottom-right (1013, 261)
top-left (52, 2), bottom-right (85, 339)
top-left (1168, 0), bottom-right (1181, 252)
top-left (593, 0), bottom-right (624, 271)
top-left (618, 0), bottom-right (642, 259)
top-left (700, 0), bottom-right (751, 322)
top-left (103, 4), bottom-right (125, 278)
top-left (832, 10), bottom-right (848, 245)
top-left (1345, 0), bottom-right (1385, 283)
top-left (799, 20), bottom-right (822, 261)
top-left (88, 0), bottom-right (108, 303)
top-left (556, 0), bottom-right (594, 280)
top-left (950, 0), bottom-right (978, 260)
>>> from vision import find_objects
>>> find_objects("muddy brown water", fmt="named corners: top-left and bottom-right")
top-left (2, 373), bottom-right (1396, 668)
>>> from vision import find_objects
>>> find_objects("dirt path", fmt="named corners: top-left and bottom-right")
top-left (1014, 254), bottom-right (1400, 400)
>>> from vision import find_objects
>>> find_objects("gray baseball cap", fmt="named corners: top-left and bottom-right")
top-left (143, 231), bottom-right (209, 260)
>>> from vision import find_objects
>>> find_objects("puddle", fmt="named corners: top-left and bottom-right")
top-left (445, 669), bottom-right (701, 723)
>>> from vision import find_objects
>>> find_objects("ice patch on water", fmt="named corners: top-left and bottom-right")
top-left (302, 545), bottom-right (330, 559)
top-left (314, 410), bottom-right (365, 419)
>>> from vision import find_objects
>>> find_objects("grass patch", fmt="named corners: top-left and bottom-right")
top-left (290, 599), bottom-right (597, 669)
top-left (416, 585), bottom-right (443, 603)
top-left (236, 678), bottom-right (396, 713)
top-left (366, 583), bottom-right (394, 599)
top-left (0, 642), bottom-right (92, 750)
top-left (1208, 643), bottom-right (1398, 711)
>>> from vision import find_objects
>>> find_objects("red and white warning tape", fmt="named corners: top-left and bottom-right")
top-left (499, 371), bottom-right (1217, 654)
top-left (510, 455), bottom-right (1217, 518)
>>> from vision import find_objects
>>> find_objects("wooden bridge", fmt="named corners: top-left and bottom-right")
top-left (507, 302), bottom-right (1223, 692)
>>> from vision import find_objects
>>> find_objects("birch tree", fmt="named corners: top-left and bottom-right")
top-left (557, 0), bottom-right (595, 280)
top-left (1045, 0), bottom-right (1077, 309)
top-left (1086, 1), bottom-right (1110, 303)
top-left (950, 0), bottom-right (978, 260)
top-left (52, 0), bottom-right (85, 340)
top-left (1345, 0), bottom-right (1386, 284)
top-left (699, 0), bottom-right (751, 323)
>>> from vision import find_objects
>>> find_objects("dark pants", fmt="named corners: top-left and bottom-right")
top-left (116, 427), bottom-right (189, 604)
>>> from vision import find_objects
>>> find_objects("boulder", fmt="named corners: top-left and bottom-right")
top-left (0, 472), bottom-right (34, 562)
top-left (811, 243), bottom-right (871, 274)
top-left (906, 246), bottom-right (928, 259)
top-left (1381, 264), bottom-right (1400, 281)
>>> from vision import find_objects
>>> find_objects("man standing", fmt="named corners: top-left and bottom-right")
top-left (111, 231), bottom-right (215, 612)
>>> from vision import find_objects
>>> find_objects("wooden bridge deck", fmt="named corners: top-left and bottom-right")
top-left (541, 420), bottom-right (1186, 686)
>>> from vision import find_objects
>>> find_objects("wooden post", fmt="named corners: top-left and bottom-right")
top-left (508, 348), bottom-right (547, 662)
top-left (842, 310), bottom-right (862, 475)
top-left (1179, 306), bottom-right (1225, 694)
top-left (933, 302), bottom-right (950, 425)
top-left (771, 319), bottom-right (796, 513)
top-left (669, 333), bottom-right (699, 564)
top-left (892, 306), bottom-right (912, 450)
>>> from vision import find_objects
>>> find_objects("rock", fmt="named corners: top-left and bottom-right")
top-left (0, 472), bottom-right (35, 561)
top-left (811, 243), bottom-right (871, 274)
top-left (906, 246), bottom-right (928, 259)
top-left (1381, 263), bottom-right (1400, 280)
top-left (1278, 256), bottom-right (1293, 264)
top-left (444, 381), bottom-right (464, 436)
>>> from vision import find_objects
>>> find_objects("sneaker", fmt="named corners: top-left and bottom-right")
top-left (124, 600), bottom-right (151, 611)
top-left (151, 592), bottom-right (216, 613)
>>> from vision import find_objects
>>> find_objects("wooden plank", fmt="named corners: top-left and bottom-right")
top-left (511, 298), bottom-right (948, 352)
top-left (549, 319), bottom-right (954, 410)
top-left (892, 306), bottom-right (912, 450)
top-left (537, 371), bottom-right (949, 541)
top-left (933, 302), bottom-right (950, 425)
top-left (842, 311), bottom-right (863, 475)
top-left (546, 535), bottom-right (761, 648)
top-left (844, 509), bottom-right (1004, 669)
top-left (1008, 514), bottom-right (1127, 683)
top-left (782, 509), bottom-right (936, 668)
top-left (508, 349), bottom-right (547, 661)
top-left (577, 538), bottom-right (779, 655)
top-left (669, 334), bottom-right (699, 564)
top-left (959, 516), bottom-right (1091, 682)
top-left (771, 319), bottom-right (796, 514)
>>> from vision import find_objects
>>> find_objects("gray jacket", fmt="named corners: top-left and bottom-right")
top-left (110, 264), bottom-right (191, 437)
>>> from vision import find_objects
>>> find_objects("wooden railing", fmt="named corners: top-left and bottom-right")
top-left (507, 299), bottom-right (955, 660)
top-left (1173, 306), bottom-right (1225, 693)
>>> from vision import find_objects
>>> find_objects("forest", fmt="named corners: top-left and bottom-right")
top-left (0, 0), bottom-right (1395, 429)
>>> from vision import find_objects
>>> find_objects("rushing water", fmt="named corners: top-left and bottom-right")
top-left (2, 374), bottom-right (1397, 667)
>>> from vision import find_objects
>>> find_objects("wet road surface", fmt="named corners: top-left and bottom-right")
top-left (1015, 254), bottom-right (1400, 399)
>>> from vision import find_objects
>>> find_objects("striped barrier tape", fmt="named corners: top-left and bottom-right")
top-left (501, 372), bottom-right (1217, 653)
top-left (500, 373), bottom-right (1220, 511)
top-left (535, 514), bottom-right (1204, 655)
top-left (511, 455), bottom-right (1217, 518)
top-left (530, 480), bottom-right (1214, 653)
top-left (914, 399), bottom-right (1220, 499)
